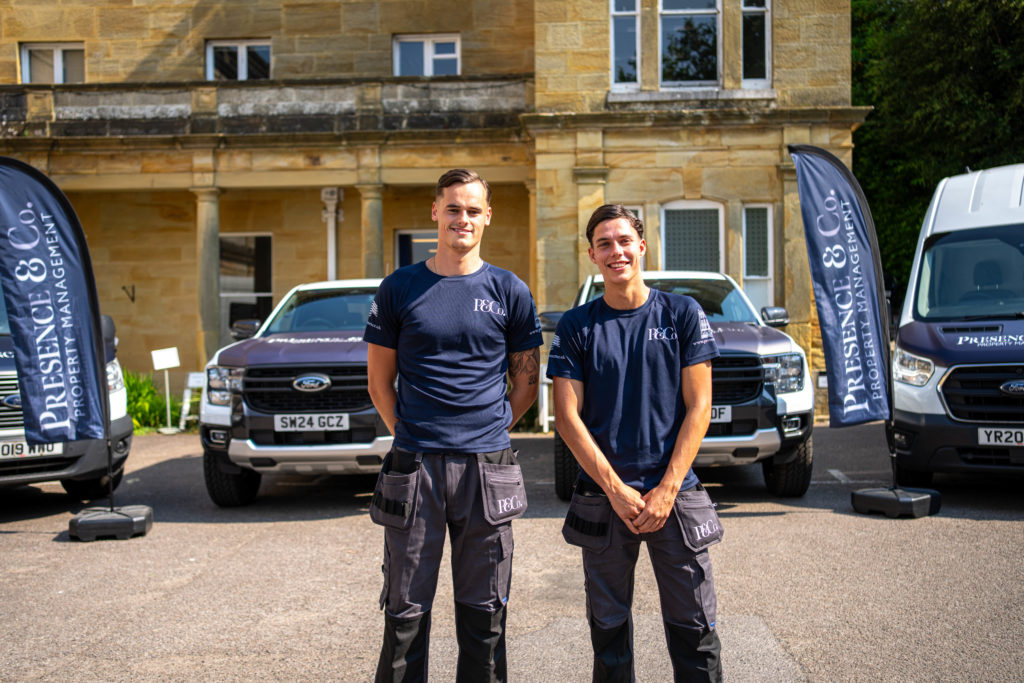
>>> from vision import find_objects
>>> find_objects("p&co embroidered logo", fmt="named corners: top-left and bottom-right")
top-left (473, 298), bottom-right (507, 318)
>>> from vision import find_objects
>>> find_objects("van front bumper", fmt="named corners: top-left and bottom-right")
top-left (890, 409), bottom-right (1024, 475)
top-left (0, 414), bottom-right (134, 487)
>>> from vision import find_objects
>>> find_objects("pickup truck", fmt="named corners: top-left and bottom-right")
top-left (199, 279), bottom-right (392, 506)
top-left (542, 271), bottom-right (815, 499)
top-left (0, 296), bottom-right (133, 501)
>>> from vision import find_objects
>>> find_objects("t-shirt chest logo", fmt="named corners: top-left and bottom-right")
top-left (473, 298), bottom-right (507, 318)
top-left (647, 326), bottom-right (678, 341)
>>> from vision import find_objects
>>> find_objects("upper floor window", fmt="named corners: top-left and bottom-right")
top-left (611, 0), bottom-right (639, 88)
top-left (394, 34), bottom-right (460, 77)
top-left (660, 0), bottom-right (720, 87)
top-left (206, 40), bottom-right (271, 81)
top-left (742, 0), bottom-right (770, 87)
top-left (20, 43), bottom-right (85, 84)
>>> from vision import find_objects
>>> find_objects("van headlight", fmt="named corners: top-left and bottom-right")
top-left (106, 358), bottom-right (125, 393)
top-left (206, 366), bottom-right (244, 406)
top-left (893, 346), bottom-right (933, 386)
top-left (763, 353), bottom-right (804, 393)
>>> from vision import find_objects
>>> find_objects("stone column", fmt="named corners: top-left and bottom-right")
top-left (526, 179), bottom-right (538, 292)
top-left (193, 187), bottom-right (221, 364)
top-left (574, 166), bottom-right (609, 284)
top-left (357, 184), bottom-right (384, 277)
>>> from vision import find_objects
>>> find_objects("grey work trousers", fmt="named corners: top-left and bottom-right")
top-left (373, 447), bottom-right (522, 619)
top-left (564, 483), bottom-right (723, 681)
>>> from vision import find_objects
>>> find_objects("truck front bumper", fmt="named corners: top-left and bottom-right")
top-left (227, 434), bottom-right (394, 474)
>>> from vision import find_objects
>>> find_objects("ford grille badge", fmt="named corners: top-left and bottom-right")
top-left (998, 379), bottom-right (1024, 397)
top-left (293, 373), bottom-right (332, 393)
top-left (2, 394), bottom-right (21, 409)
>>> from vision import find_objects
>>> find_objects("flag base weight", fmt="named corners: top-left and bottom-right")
top-left (851, 487), bottom-right (941, 518)
top-left (69, 504), bottom-right (153, 541)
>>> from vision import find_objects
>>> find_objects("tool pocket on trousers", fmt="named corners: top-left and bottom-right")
top-left (477, 453), bottom-right (528, 526)
top-left (674, 488), bottom-right (724, 552)
top-left (369, 451), bottom-right (420, 530)
top-left (561, 490), bottom-right (612, 552)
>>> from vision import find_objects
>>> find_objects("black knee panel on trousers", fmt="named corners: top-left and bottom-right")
top-left (590, 619), bottom-right (634, 683)
top-left (376, 612), bottom-right (431, 683)
top-left (663, 622), bottom-right (722, 683)
top-left (454, 602), bottom-right (507, 682)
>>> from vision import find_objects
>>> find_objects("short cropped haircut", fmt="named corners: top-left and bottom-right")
top-left (585, 204), bottom-right (644, 245)
top-left (435, 168), bottom-right (492, 204)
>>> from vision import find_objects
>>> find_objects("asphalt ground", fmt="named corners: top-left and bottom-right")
top-left (1, 423), bottom-right (1022, 682)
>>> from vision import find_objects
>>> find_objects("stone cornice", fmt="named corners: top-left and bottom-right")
top-left (521, 106), bottom-right (873, 132)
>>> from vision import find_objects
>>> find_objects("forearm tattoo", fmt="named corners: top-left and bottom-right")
top-left (508, 347), bottom-right (540, 385)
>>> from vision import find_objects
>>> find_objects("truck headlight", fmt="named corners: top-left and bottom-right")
top-left (106, 358), bottom-right (125, 393)
top-left (763, 353), bottom-right (804, 393)
top-left (207, 366), bottom-right (244, 406)
top-left (893, 346), bottom-right (933, 386)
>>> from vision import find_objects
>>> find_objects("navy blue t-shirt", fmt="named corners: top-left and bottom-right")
top-left (546, 289), bottom-right (719, 491)
top-left (365, 261), bottom-right (543, 453)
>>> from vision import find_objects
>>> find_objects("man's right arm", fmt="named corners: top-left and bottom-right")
top-left (552, 376), bottom-right (645, 533)
top-left (367, 342), bottom-right (398, 436)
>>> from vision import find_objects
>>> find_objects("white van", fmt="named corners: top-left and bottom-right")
top-left (888, 164), bottom-right (1024, 486)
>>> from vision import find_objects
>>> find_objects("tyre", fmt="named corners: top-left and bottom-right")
top-left (894, 462), bottom-right (934, 488)
top-left (762, 436), bottom-right (813, 497)
top-left (61, 469), bottom-right (124, 502)
top-left (553, 430), bottom-right (579, 502)
top-left (203, 448), bottom-right (261, 507)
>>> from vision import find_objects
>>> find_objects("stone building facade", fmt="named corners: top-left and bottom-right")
top-left (0, 0), bottom-right (866, 415)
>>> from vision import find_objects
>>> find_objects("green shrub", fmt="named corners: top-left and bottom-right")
top-left (124, 370), bottom-right (201, 431)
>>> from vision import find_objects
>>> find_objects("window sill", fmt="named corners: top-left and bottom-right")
top-left (607, 88), bottom-right (777, 105)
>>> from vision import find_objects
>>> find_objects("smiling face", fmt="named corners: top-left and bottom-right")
top-left (431, 180), bottom-right (492, 258)
top-left (588, 216), bottom-right (646, 285)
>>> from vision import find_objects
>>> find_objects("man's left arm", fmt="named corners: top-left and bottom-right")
top-left (633, 359), bottom-right (713, 533)
top-left (506, 347), bottom-right (540, 430)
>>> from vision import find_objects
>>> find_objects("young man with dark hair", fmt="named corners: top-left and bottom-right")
top-left (365, 168), bottom-right (542, 682)
top-left (548, 204), bottom-right (724, 681)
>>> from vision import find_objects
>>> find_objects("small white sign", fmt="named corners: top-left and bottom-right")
top-left (187, 372), bottom-right (206, 389)
top-left (151, 347), bottom-right (181, 371)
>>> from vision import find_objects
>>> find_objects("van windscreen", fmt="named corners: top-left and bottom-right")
top-left (914, 224), bottom-right (1024, 320)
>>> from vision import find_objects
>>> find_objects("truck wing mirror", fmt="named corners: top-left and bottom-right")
top-left (761, 306), bottom-right (790, 327)
top-left (230, 319), bottom-right (261, 340)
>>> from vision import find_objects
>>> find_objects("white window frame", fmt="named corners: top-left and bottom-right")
top-left (741, 0), bottom-right (772, 89)
top-left (659, 200), bottom-right (725, 271)
top-left (610, 0), bottom-right (641, 91)
top-left (394, 229), bottom-right (438, 268)
top-left (205, 39), bottom-right (272, 81)
top-left (393, 34), bottom-right (461, 77)
top-left (742, 204), bottom-right (774, 308)
top-left (658, 0), bottom-right (722, 89)
top-left (20, 42), bottom-right (85, 84)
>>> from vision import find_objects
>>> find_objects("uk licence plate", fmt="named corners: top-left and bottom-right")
top-left (274, 413), bottom-right (350, 432)
top-left (0, 440), bottom-right (64, 459)
top-left (978, 427), bottom-right (1024, 447)
top-left (710, 405), bottom-right (732, 423)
